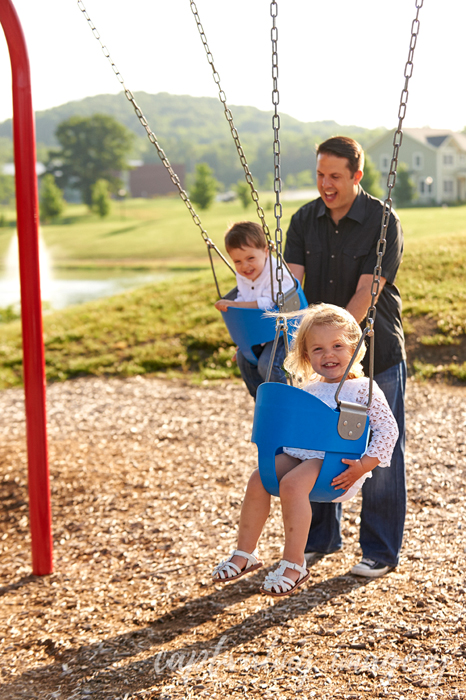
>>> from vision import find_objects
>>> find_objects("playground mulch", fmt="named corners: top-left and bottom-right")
top-left (0, 376), bottom-right (465, 700)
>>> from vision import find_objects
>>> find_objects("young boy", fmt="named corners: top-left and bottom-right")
top-left (214, 221), bottom-right (294, 399)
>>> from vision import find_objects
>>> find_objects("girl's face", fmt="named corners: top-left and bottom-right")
top-left (305, 324), bottom-right (354, 383)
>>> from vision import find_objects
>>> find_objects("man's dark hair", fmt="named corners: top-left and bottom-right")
top-left (316, 136), bottom-right (365, 176)
top-left (224, 221), bottom-right (267, 251)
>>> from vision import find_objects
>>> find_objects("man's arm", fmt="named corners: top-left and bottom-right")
top-left (287, 263), bottom-right (305, 284)
top-left (346, 274), bottom-right (386, 324)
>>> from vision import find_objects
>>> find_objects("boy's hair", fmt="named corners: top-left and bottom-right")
top-left (316, 136), bottom-right (364, 177)
top-left (284, 303), bottom-right (366, 385)
top-left (224, 221), bottom-right (267, 252)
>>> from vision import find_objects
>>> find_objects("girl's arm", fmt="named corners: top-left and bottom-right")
top-left (331, 384), bottom-right (399, 493)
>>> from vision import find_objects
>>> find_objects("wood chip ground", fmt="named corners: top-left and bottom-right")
top-left (0, 376), bottom-right (465, 699)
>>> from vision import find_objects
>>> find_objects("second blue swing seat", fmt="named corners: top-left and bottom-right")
top-left (220, 279), bottom-right (308, 365)
top-left (251, 382), bottom-right (370, 503)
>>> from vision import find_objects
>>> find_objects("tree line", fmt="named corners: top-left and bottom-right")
top-left (0, 110), bottom-right (420, 222)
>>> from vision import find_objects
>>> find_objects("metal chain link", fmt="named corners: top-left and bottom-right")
top-left (270, 0), bottom-right (285, 313)
top-left (189, 1), bottom-right (272, 247)
top-left (76, 0), bottom-right (235, 288)
top-left (336, 0), bottom-right (424, 409)
top-left (364, 0), bottom-right (424, 337)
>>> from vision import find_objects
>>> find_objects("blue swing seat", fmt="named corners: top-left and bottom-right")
top-left (220, 280), bottom-right (308, 365)
top-left (251, 382), bottom-right (370, 503)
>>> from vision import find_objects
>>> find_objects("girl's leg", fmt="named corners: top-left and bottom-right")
top-left (227, 454), bottom-right (301, 571)
top-left (279, 458), bottom-right (323, 582)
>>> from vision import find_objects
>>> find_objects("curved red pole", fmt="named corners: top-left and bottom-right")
top-left (0, 1), bottom-right (53, 575)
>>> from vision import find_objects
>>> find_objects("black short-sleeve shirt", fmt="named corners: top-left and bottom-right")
top-left (284, 187), bottom-right (406, 375)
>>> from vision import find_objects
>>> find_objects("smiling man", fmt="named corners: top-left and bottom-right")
top-left (284, 136), bottom-right (407, 579)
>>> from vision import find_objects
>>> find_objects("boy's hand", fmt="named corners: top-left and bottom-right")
top-left (215, 299), bottom-right (236, 312)
top-left (331, 458), bottom-right (366, 493)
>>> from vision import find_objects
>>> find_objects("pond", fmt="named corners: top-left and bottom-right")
top-left (0, 234), bottom-right (178, 311)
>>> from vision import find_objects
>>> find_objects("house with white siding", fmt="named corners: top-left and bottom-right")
top-left (367, 128), bottom-right (466, 204)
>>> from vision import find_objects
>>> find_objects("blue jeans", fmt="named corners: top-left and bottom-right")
top-left (305, 360), bottom-right (407, 567)
top-left (236, 337), bottom-right (288, 400)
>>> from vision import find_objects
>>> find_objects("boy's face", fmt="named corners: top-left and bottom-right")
top-left (227, 245), bottom-right (269, 282)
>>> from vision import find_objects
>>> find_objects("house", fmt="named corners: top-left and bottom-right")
top-left (366, 128), bottom-right (466, 204)
top-left (123, 162), bottom-right (186, 198)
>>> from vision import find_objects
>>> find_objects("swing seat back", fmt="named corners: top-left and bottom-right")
top-left (221, 280), bottom-right (308, 365)
top-left (251, 382), bottom-right (369, 503)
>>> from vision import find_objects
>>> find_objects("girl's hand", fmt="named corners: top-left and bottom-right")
top-left (331, 458), bottom-right (366, 493)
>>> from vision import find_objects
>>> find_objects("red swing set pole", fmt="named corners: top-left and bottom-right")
top-left (0, 0), bottom-right (53, 575)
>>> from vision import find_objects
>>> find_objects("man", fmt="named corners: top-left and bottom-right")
top-left (284, 136), bottom-right (406, 578)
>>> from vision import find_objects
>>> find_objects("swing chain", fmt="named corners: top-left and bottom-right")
top-left (341, 0), bottom-right (423, 411)
top-left (77, 0), bottom-right (235, 286)
top-left (189, 1), bottom-right (272, 246)
top-left (364, 0), bottom-right (423, 340)
top-left (270, 0), bottom-right (285, 314)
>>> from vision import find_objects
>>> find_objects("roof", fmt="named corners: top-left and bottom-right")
top-left (367, 127), bottom-right (466, 153)
top-left (403, 128), bottom-right (466, 152)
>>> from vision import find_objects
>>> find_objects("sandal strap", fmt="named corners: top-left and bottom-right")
top-left (278, 559), bottom-right (307, 576)
top-left (261, 559), bottom-right (308, 593)
top-left (213, 559), bottom-right (242, 578)
top-left (231, 548), bottom-right (260, 567)
top-left (213, 548), bottom-right (260, 580)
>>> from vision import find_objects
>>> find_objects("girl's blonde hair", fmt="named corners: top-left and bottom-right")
top-left (283, 303), bottom-right (366, 385)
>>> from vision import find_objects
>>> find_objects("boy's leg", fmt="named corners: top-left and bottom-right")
top-left (257, 337), bottom-right (288, 384)
top-left (236, 349), bottom-right (263, 399)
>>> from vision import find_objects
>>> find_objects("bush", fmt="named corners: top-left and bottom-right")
top-left (91, 179), bottom-right (111, 218)
top-left (40, 174), bottom-right (65, 222)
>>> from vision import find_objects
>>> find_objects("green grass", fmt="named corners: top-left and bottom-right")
top-left (1, 199), bottom-right (466, 388)
top-left (38, 196), bottom-right (304, 264)
top-left (0, 268), bottom-right (239, 389)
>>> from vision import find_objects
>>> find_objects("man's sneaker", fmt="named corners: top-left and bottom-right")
top-left (350, 558), bottom-right (393, 578)
top-left (304, 551), bottom-right (325, 566)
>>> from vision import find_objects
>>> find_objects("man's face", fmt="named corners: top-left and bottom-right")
top-left (316, 153), bottom-right (362, 222)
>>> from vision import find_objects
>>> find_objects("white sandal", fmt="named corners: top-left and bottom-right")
top-left (260, 559), bottom-right (310, 597)
top-left (212, 548), bottom-right (263, 583)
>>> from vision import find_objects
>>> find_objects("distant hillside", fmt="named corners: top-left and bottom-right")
top-left (0, 92), bottom-right (386, 187)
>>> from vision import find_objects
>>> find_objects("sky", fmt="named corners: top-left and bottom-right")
top-left (0, 0), bottom-right (465, 133)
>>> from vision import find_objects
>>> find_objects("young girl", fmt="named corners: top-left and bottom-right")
top-left (212, 303), bottom-right (399, 597)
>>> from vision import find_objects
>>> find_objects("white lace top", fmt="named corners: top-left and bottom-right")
top-left (283, 377), bottom-right (399, 499)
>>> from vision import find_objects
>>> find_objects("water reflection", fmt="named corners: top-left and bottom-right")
top-left (0, 233), bottom-right (172, 310)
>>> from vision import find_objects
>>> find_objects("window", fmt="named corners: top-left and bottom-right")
top-left (443, 180), bottom-right (454, 194)
top-left (380, 155), bottom-right (390, 172)
top-left (413, 153), bottom-right (423, 169)
top-left (443, 153), bottom-right (454, 166)
top-left (419, 181), bottom-right (425, 194)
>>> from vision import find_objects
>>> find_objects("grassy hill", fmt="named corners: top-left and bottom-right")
top-left (0, 198), bottom-right (465, 388)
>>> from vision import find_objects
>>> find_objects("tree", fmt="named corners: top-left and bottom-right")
top-left (394, 162), bottom-right (417, 207)
top-left (47, 114), bottom-right (134, 207)
top-left (235, 180), bottom-right (251, 209)
top-left (295, 170), bottom-right (314, 188)
top-left (189, 163), bottom-right (219, 210)
top-left (361, 154), bottom-right (383, 199)
top-left (0, 173), bottom-right (15, 206)
top-left (91, 179), bottom-right (111, 218)
top-left (40, 174), bottom-right (65, 222)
